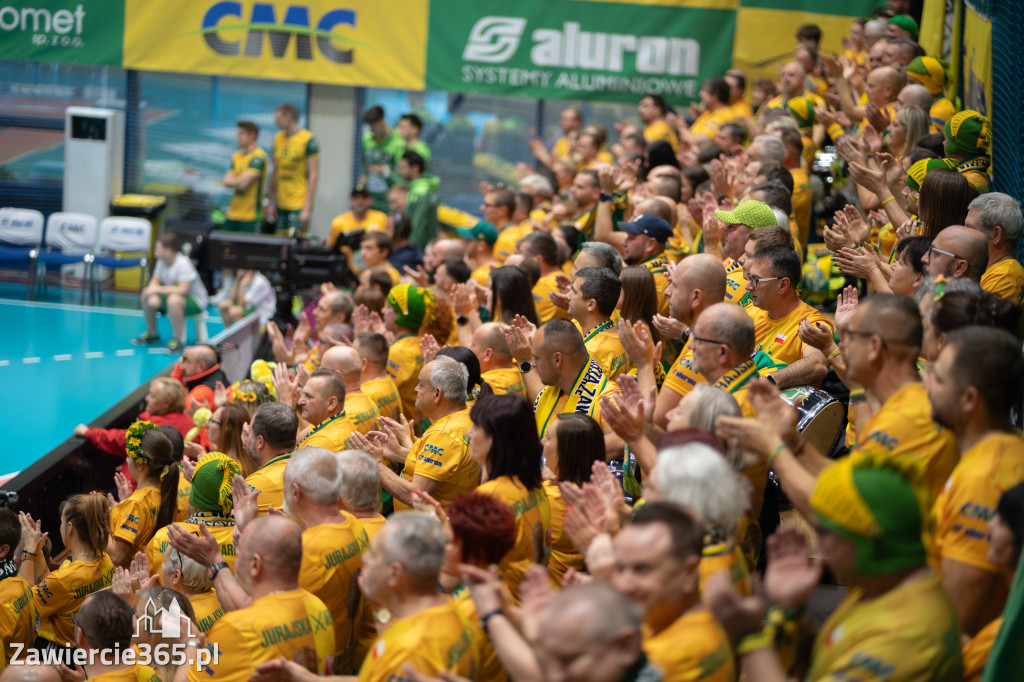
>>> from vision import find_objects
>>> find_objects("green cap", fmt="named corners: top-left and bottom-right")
top-left (189, 452), bottom-right (241, 515)
top-left (454, 221), bottom-right (498, 245)
top-left (888, 14), bottom-right (919, 40)
top-left (714, 200), bottom-right (777, 229)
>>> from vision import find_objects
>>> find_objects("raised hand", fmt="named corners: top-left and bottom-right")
top-left (113, 471), bottom-right (135, 502)
top-left (762, 527), bottom-right (823, 610)
top-left (834, 245), bottom-right (880, 279)
top-left (834, 285), bottom-right (859, 331)
top-left (420, 334), bottom-right (441, 364)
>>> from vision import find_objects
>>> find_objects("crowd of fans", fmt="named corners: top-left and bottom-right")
top-left (3, 1), bottom-right (1024, 680)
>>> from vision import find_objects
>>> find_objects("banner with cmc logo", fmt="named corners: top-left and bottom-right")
top-left (123, 0), bottom-right (427, 89)
top-left (425, 0), bottom-right (737, 103)
top-left (0, 0), bottom-right (122, 64)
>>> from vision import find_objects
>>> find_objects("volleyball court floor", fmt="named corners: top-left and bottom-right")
top-left (0, 283), bottom-right (223, 480)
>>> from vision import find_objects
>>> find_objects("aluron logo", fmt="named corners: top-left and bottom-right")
top-left (197, 2), bottom-right (358, 63)
top-left (462, 17), bottom-right (526, 63)
top-left (462, 16), bottom-right (700, 77)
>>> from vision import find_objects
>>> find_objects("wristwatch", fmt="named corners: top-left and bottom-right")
top-left (766, 374), bottom-right (777, 386)
top-left (519, 360), bottom-right (534, 374)
top-left (479, 609), bottom-right (505, 634)
top-left (207, 561), bottom-right (230, 580)
top-left (456, 315), bottom-right (470, 327)
top-left (598, 192), bottom-right (614, 203)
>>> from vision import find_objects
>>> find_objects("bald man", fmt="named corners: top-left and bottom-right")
top-left (832, 65), bottom-right (904, 129)
top-left (471, 322), bottom-right (526, 398)
top-left (175, 344), bottom-right (228, 409)
top-left (0, 667), bottom-right (61, 682)
top-left (921, 225), bottom-right (990, 282)
top-left (654, 254), bottom-right (727, 428)
top-left (897, 83), bottom-right (933, 113)
top-left (172, 514), bottom-right (336, 678)
top-left (690, 303), bottom-right (764, 418)
top-left (321, 345), bottom-right (381, 435)
top-left (761, 61), bottom-right (822, 116)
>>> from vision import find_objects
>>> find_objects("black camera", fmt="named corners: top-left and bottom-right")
top-left (0, 491), bottom-right (18, 509)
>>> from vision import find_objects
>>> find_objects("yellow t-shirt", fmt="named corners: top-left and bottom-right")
top-left (354, 514), bottom-right (387, 542)
top-left (246, 453), bottom-right (291, 515)
top-left (346, 392), bottom-right (381, 436)
top-left (452, 590), bottom-right (507, 682)
top-left (471, 263), bottom-right (494, 288)
top-left (640, 254), bottom-right (671, 317)
top-left (33, 555), bottom-right (115, 646)
top-left (190, 588), bottom-right (224, 633)
top-left (176, 477), bottom-right (192, 522)
top-left (301, 516), bottom-right (370, 664)
top-left (762, 92), bottom-right (824, 116)
top-left (807, 574), bottom-right (962, 681)
top-left (711, 359), bottom-right (763, 418)
top-left (533, 270), bottom-right (570, 324)
top-left (147, 516), bottom-right (236, 577)
top-left (476, 476), bottom-right (551, 600)
top-left (730, 100), bottom-right (754, 124)
top-left (699, 539), bottom-right (752, 598)
top-left (662, 340), bottom-right (704, 399)
top-left (790, 166), bottom-right (812, 248)
top-left (643, 608), bottom-right (736, 682)
top-left (932, 432), bottom-right (1024, 571)
top-left (362, 374), bottom-right (403, 422)
top-left (226, 147), bottom-right (268, 222)
top-left (110, 485), bottom-right (162, 555)
top-left (189, 589), bottom-right (334, 681)
top-left (272, 128), bottom-right (319, 211)
top-left (578, 319), bottom-right (632, 381)
top-left (535, 356), bottom-right (616, 437)
top-left (328, 209), bottom-right (389, 246)
top-left (750, 301), bottom-right (833, 369)
top-left (88, 666), bottom-right (161, 682)
top-left (300, 412), bottom-right (357, 453)
top-left (482, 367), bottom-right (526, 398)
top-left (395, 408), bottom-right (479, 511)
top-left (358, 599), bottom-right (479, 682)
top-left (644, 120), bottom-right (679, 152)
top-left (494, 221), bottom-right (533, 266)
top-left (386, 335), bottom-right (424, 421)
top-left (723, 259), bottom-right (752, 307)
top-left (962, 615), bottom-right (1001, 682)
top-left (544, 481), bottom-right (583, 585)
top-left (552, 136), bottom-right (572, 160)
top-left (690, 107), bottom-right (736, 142)
top-left (981, 257), bottom-right (1024, 305)
top-left (0, 575), bottom-right (33, 664)
top-left (854, 383), bottom-right (959, 501)
top-left (930, 97), bottom-right (958, 133)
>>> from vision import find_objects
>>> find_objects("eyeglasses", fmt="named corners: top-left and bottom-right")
top-left (838, 326), bottom-right (885, 347)
top-left (690, 334), bottom-right (729, 348)
top-left (747, 274), bottom-right (781, 287)
top-left (209, 419), bottom-right (221, 426)
top-left (481, 202), bottom-right (502, 208)
top-left (928, 245), bottom-right (963, 261)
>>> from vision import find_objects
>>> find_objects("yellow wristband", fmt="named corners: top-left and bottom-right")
top-left (737, 628), bottom-right (774, 655)
top-left (881, 195), bottom-right (895, 207)
top-left (829, 347), bottom-right (842, 360)
top-left (768, 442), bottom-right (787, 466)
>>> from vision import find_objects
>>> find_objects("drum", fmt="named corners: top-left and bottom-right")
top-left (780, 386), bottom-right (844, 456)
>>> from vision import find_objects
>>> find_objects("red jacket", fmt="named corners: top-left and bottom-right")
top-left (85, 410), bottom-right (194, 481)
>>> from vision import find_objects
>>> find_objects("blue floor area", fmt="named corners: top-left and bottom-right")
top-left (0, 285), bottom-right (224, 476)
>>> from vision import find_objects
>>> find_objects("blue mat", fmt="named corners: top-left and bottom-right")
top-left (0, 299), bottom-right (223, 476)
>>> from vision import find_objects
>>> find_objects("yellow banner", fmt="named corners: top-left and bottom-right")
top-left (962, 4), bottom-right (991, 116)
top-left (123, 0), bottom-right (426, 89)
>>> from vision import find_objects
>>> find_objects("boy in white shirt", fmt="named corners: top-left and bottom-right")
top-left (133, 232), bottom-right (209, 352)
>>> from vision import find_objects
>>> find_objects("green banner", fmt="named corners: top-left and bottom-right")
top-left (0, 1), bottom-right (123, 65)
top-left (426, 0), bottom-right (737, 103)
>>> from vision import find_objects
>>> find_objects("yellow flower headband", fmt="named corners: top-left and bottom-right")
top-left (125, 419), bottom-right (160, 467)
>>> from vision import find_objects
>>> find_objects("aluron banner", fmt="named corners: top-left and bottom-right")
top-left (426, 0), bottom-right (736, 103)
top-left (0, 1), bottom-right (122, 65)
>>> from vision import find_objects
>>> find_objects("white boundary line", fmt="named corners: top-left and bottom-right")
top-left (0, 299), bottom-right (223, 322)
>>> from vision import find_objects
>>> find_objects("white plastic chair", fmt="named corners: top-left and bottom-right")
top-left (88, 217), bottom-right (152, 305)
top-left (29, 212), bottom-right (98, 302)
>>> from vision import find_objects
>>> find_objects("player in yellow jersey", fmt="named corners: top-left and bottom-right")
top-left (354, 332), bottom-right (403, 421)
top-left (322, 346), bottom-right (381, 436)
top-left (109, 421), bottom-right (179, 567)
top-left (23, 493), bottom-right (115, 651)
top-left (744, 246), bottom-right (831, 389)
top-left (377, 357), bottom-right (478, 510)
top-left (283, 448), bottom-right (370, 670)
top-left (243, 403), bottom-right (299, 515)
top-left (328, 187), bottom-right (388, 247)
top-left (927, 328), bottom-right (1024, 636)
top-left (267, 103), bottom-right (319, 235)
top-left (569, 267), bottom-right (631, 381)
top-left (470, 395), bottom-right (551, 600)
top-left (966, 193), bottom-right (1024, 305)
top-left (709, 453), bottom-right (962, 682)
top-left (357, 513), bottom-right (479, 681)
top-left (184, 516), bottom-right (335, 681)
top-left (614, 502), bottom-right (736, 682)
top-left (471, 322), bottom-right (526, 398)
top-left (654, 254), bottom-right (727, 428)
top-left (148, 452), bottom-right (239, 576)
top-left (0, 509), bottom-right (33, 665)
top-left (222, 121), bottom-right (267, 232)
